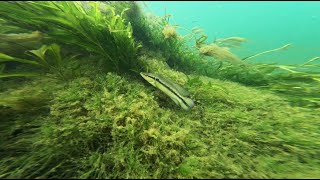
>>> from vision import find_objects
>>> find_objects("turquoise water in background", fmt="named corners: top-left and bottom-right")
top-left (142, 1), bottom-right (320, 65)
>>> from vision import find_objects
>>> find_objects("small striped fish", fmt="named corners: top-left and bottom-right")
top-left (140, 72), bottom-right (195, 111)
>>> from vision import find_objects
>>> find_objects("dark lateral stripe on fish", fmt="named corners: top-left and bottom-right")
top-left (144, 73), bottom-right (191, 109)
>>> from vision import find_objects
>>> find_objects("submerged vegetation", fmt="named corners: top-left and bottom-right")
top-left (0, 1), bottom-right (144, 74)
top-left (0, 1), bottom-right (319, 179)
top-left (0, 43), bottom-right (77, 79)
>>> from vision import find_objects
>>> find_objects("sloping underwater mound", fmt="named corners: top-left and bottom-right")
top-left (0, 59), bottom-right (319, 179)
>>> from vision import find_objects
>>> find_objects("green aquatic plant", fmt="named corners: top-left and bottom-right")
top-left (261, 63), bottom-right (320, 108)
top-left (0, 31), bottom-right (43, 43)
top-left (0, 53), bottom-right (41, 78)
top-left (0, 44), bottom-right (75, 79)
top-left (217, 58), bottom-right (319, 108)
top-left (301, 56), bottom-right (320, 66)
top-left (127, 4), bottom-right (254, 82)
top-left (122, 3), bottom-right (204, 73)
top-left (0, 64), bottom-right (4, 73)
top-left (0, 78), bottom-right (55, 112)
top-left (209, 57), bottom-right (320, 107)
top-left (0, 30), bottom-right (44, 57)
top-left (121, 2), bottom-right (315, 96)
top-left (127, 4), bottom-right (319, 110)
top-left (0, 1), bottom-right (144, 74)
top-left (26, 43), bottom-right (72, 78)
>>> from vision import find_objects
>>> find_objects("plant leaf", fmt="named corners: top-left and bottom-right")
top-left (0, 53), bottom-right (41, 66)
top-left (0, 73), bottom-right (40, 78)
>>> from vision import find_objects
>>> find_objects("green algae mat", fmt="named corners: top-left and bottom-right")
top-left (0, 1), bottom-right (319, 179)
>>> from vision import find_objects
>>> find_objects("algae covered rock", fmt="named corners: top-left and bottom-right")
top-left (1, 59), bottom-right (319, 179)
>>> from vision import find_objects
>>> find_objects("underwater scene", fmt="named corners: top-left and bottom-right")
top-left (0, 1), bottom-right (319, 179)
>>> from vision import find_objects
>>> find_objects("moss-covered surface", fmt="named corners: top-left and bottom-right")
top-left (0, 1), bottom-right (319, 179)
top-left (1, 58), bottom-right (319, 178)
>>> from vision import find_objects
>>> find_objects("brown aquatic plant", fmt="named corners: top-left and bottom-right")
top-left (194, 34), bottom-right (208, 49)
top-left (214, 36), bottom-right (247, 48)
top-left (162, 25), bottom-right (178, 39)
top-left (242, 43), bottom-right (292, 61)
top-left (199, 43), bottom-right (244, 64)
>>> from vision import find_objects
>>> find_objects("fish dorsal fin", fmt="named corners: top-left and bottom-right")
top-left (158, 74), bottom-right (190, 97)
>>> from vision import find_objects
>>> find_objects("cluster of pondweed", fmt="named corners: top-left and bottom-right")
top-left (0, 1), bottom-right (144, 76)
top-left (123, 3), bottom-right (271, 87)
top-left (0, 77), bottom-right (60, 113)
top-left (0, 77), bottom-right (63, 179)
top-left (0, 43), bottom-right (81, 79)
top-left (122, 2), bottom-right (203, 73)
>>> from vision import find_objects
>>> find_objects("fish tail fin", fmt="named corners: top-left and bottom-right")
top-left (183, 97), bottom-right (195, 111)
